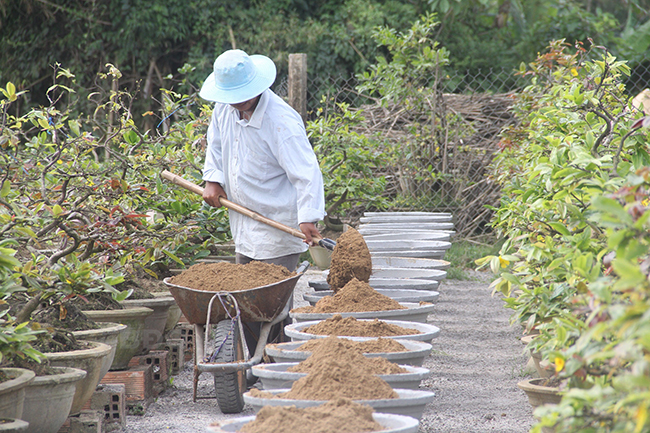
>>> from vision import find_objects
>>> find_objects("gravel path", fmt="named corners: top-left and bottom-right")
top-left (116, 269), bottom-right (535, 432)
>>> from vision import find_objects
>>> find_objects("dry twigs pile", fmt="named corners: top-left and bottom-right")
top-left (351, 92), bottom-right (517, 237)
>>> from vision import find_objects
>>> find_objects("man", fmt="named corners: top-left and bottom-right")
top-left (199, 49), bottom-right (325, 271)
top-left (199, 49), bottom-right (326, 348)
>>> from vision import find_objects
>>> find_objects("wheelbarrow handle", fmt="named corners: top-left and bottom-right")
top-left (161, 170), bottom-right (335, 251)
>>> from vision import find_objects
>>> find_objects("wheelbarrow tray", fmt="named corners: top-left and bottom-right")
top-left (163, 264), bottom-right (307, 324)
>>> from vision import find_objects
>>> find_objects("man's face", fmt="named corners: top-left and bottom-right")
top-left (231, 97), bottom-right (258, 112)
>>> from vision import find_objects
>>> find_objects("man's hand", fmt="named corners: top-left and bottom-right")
top-left (203, 181), bottom-right (227, 208)
top-left (299, 222), bottom-right (322, 246)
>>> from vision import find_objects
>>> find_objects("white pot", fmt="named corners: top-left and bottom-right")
top-left (243, 388), bottom-right (435, 421)
top-left (265, 339), bottom-right (432, 366)
top-left (284, 319), bottom-right (441, 344)
top-left (207, 412), bottom-right (419, 433)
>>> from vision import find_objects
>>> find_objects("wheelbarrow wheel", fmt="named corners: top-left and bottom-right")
top-left (212, 319), bottom-right (246, 413)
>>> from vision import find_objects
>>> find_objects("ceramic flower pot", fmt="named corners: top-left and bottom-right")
top-left (21, 366), bottom-right (87, 433)
top-left (83, 307), bottom-right (153, 370)
top-left (0, 368), bottom-right (35, 419)
top-left (151, 292), bottom-right (182, 335)
top-left (44, 340), bottom-right (113, 416)
top-left (517, 378), bottom-right (561, 408)
top-left (521, 335), bottom-right (553, 378)
top-left (71, 322), bottom-right (127, 381)
top-left (120, 297), bottom-right (176, 352)
top-left (0, 418), bottom-right (29, 432)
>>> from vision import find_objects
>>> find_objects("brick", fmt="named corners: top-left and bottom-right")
top-left (152, 339), bottom-right (185, 374)
top-left (58, 411), bottom-right (103, 433)
top-left (169, 323), bottom-right (194, 362)
top-left (81, 384), bottom-right (126, 431)
top-left (69, 411), bottom-right (102, 433)
top-left (100, 365), bottom-right (153, 403)
top-left (127, 350), bottom-right (171, 396)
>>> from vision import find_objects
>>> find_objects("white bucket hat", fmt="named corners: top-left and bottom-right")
top-left (199, 49), bottom-right (276, 104)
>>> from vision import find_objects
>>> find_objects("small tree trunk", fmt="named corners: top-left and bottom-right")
top-left (288, 53), bottom-right (308, 123)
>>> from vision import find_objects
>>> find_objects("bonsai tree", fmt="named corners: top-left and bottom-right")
top-left (0, 64), bottom-right (228, 338)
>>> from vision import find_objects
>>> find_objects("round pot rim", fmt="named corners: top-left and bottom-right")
top-left (120, 297), bottom-right (176, 307)
top-left (43, 340), bottom-right (112, 361)
top-left (82, 306), bottom-right (153, 319)
top-left (31, 366), bottom-right (87, 385)
top-left (517, 378), bottom-right (560, 395)
top-left (71, 322), bottom-right (127, 338)
top-left (0, 367), bottom-right (35, 393)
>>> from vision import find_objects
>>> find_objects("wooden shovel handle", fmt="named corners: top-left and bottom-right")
top-left (161, 170), bottom-right (308, 241)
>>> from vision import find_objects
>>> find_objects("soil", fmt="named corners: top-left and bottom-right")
top-left (302, 314), bottom-right (421, 337)
top-left (236, 398), bottom-right (383, 433)
top-left (251, 357), bottom-right (398, 401)
top-left (113, 269), bottom-right (536, 433)
top-left (296, 337), bottom-right (408, 354)
top-left (326, 228), bottom-right (372, 292)
top-left (167, 261), bottom-right (294, 292)
top-left (75, 291), bottom-right (124, 311)
top-left (287, 336), bottom-right (406, 375)
top-left (291, 278), bottom-right (405, 313)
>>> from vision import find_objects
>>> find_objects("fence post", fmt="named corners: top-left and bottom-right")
top-left (288, 53), bottom-right (308, 122)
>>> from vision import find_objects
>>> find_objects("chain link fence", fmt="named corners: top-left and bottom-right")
top-left (275, 62), bottom-right (650, 238)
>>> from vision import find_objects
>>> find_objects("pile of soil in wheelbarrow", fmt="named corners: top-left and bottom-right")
top-left (327, 228), bottom-right (372, 292)
top-left (297, 336), bottom-right (408, 354)
top-left (302, 314), bottom-right (422, 337)
top-left (249, 357), bottom-right (398, 400)
top-left (167, 261), bottom-right (295, 292)
top-left (292, 278), bottom-right (404, 313)
top-left (288, 336), bottom-right (406, 375)
top-left (236, 398), bottom-right (383, 433)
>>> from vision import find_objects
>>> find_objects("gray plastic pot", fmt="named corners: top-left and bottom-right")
top-left (265, 339), bottom-right (432, 366)
top-left (364, 231), bottom-right (454, 242)
top-left (251, 362), bottom-right (431, 390)
top-left (309, 278), bottom-right (439, 292)
top-left (303, 289), bottom-right (439, 306)
top-left (324, 268), bottom-right (447, 282)
top-left (366, 239), bottom-right (452, 253)
top-left (284, 319), bottom-right (441, 344)
top-left (290, 302), bottom-right (434, 324)
top-left (360, 215), bottom-right (452, 224)
top-left (372, 256), bottom-right (450, 270)
top-left (366, 237), bottom-right (452, 251)
top-left (364, 211), bottom-right (452, 217)
top-left (371, 250), bottom-right (447, 260)
top-left (207, 412), bottom-right (420, 433)
top-left (243, 388), bottom-right (435, 421)
top-left (359, 222), bottom-right (455, 233)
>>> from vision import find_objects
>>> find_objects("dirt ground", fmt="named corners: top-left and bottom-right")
top-left (116, 268), bottom-right (535, 433)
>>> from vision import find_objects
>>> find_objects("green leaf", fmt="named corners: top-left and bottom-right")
top-left (0, 180), bottom-right (10, 198)
top-left (112, 289), bottom-right (133, 302)
top-left (548, 222), bottom-right (571, 236)
top-left (162, 249), bottom-right (185, 266)
top-left (52, 204), bottom-right (63, 217)
top-left (592, 196), bottom-right (633, 225)
top-left (611, 258), bottom-right (646, 287)
top-left (68, 120), bottom-right (81, 137)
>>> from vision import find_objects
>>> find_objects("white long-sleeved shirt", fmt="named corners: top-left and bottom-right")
top-left (202, 89), bottom-right (326, 259)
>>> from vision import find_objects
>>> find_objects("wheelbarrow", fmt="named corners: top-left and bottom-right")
top-left (163, 261), bottom-right (310, 413)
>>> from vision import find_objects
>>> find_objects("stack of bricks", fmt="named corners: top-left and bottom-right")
top-left (100, 364), bottom-right (154, 409)
top-left (168, 323), bottom-right (194, 363)
top-left (57, 411), bottom-right (103, 433)
top-left (127, 350), bottom-right (172, 396)
top-left (78, 384), bottom-right (127, 432)
top-left (152, 338), bottom-right (185, 374)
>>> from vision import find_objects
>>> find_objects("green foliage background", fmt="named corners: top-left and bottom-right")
top-left (1, 0), bottom-right (648, 122)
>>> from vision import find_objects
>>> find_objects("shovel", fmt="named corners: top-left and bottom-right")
top-left (161, 170), bottom-right (336, 251)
